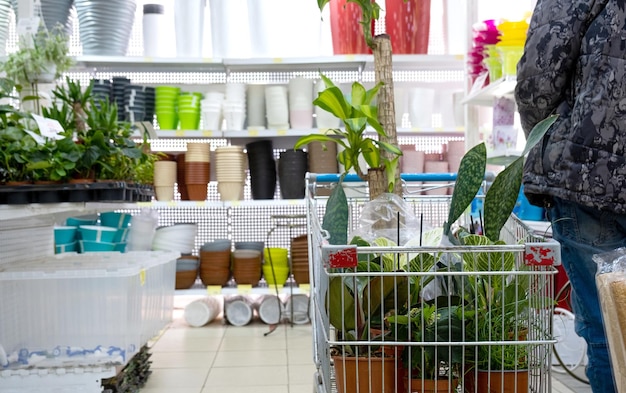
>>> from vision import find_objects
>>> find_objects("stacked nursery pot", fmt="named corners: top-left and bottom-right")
top-left (178, 93), bottom-right (203, 130)
top-left (263, 247), bottom-right (289, 287)
top-left (185, 142), bottom-right (211, 201)
top-left (278, 149), bottom-right (308, 199)
top-left (223, 83), bottom-right (246, 131)
top-left (175, 255), bottom-right (200, 289)
top-left (231, 249), bottom-right (262, 285)
top-left (200, 239), bottom-right (232, 286)
top-left (153, 160), bottom-right (177, 201)
top-left (290, 234), bottom-right (309, 284)
top-left (246, 140), bottom-right (277, 200)
top-left (287, 77), bottom-right (313, 129)
top-left (215, 145), bottom-right (246, 201)
top-left (155, 86), bottom-right (181, 130)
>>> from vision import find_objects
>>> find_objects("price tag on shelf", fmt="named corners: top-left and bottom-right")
top-left (277, 129), bottom-right (288, 136)
top-left (248, 129), bottom-right (259, 137)
top-left (202, 58), bottom-right (214, 63)
top-left (143, 57), bottom-right (154, 63)
top-left (175, 130), bottom-right (185, 137)
top-left (237, 284), bottom-right (253, 294)
top-left (272, 58), bottom-right (283, 63)
top-left (207, 285), bottom-right (222, 295)
top-left (202, 130), bottom-right (214, 137)
top-left (31, 114), bottom-right (65, 140)
top-left (140, 269), bottom-right (146, 286)
top-left (271, 284), bottom-right (284, 293)
top-left (299, 284), bottom-right (311, 293)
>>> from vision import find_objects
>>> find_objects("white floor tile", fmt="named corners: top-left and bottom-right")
top-left (142, 368), bottom-right (209, 389)
top-left (150, 351), bottom-right (217, 368)
top-left (289, 364), bottom-right (318, 385)
top-left (202, 386), bottom-right (289, 393)
top-left (289, 384), bottom-right (316, 393)
top-left (219, 334), bottom-right (287, 351)
top-left (205, 366), bottom-right (289, 386)
top-left (151, 337), bottom-right (222, 352)
top-left (140, 388), bottom-right (201, 393)
top-left (213, 349), bottom-right (287, 367)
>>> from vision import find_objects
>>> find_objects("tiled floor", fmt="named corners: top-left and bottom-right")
top-left (140, 296), bottom-right (591, 393)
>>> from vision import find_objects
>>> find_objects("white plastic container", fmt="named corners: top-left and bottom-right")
top-left (184, 297), bottom-right (220, 327)
top-left (175, 0), bottom-right (206, 57)
top-left (224, 295), bottom-right (253, 326)
top-left (142, 4), bottom-right (168, 57)
top-left (0, 251), bottom-right (178, 369)
top-left (256, 294), bottom-right (284, 325)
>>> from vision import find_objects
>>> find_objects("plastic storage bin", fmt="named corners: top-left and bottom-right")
top-left (0, 251), bottom-right (178, 369)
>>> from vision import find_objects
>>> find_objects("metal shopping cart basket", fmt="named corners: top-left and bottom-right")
top-left (306, 173), bottom-right (559, 393)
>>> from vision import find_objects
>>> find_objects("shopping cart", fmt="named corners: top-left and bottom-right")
top-left (306, 173), bottom-right (559, 393)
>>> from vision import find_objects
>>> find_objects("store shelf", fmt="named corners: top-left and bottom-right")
top-left (364, 54), bottom-right (466, 72)
top-left (133, 128), bottom-right (465, 139)
top-left (69, 54), bottom-right (465, 75)
top-left (176, 283), bottom-right (310, 296)
top-left (137, 199), bottom-right (306, 209)
top-left (72, 55), bottom-right (225, 73)
top-left (462, 75), bottom-right (517, 106)
top-left (0, 202), bottom-right (137, 221)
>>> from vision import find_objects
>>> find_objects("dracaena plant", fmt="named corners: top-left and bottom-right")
top-left (294, 74), bottom-right (402, 193)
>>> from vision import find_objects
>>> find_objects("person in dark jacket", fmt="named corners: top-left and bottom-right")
top-left (515, 1), bottom-right (625, 392)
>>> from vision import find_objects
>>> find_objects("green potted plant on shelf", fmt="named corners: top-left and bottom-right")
top-left (1, 24), bottom-right (72, 114)
top-left (0, 78), bottom-right (37, 184)
top-left (294, 74), bottom-right (402, 200)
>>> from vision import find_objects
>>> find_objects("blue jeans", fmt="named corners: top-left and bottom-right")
top-left (549, 197), bottom-right (626, 393)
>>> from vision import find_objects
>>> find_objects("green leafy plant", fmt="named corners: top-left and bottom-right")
top-left (0, 78), bottom-right (37, 183)
top-left (26, 136), bottom-right (80, 182)
top-left (294, 74), bottom-right (402, 196)
top-left (1, 24), bottom-right (72, 87)
top-left (388, 301), bottom-right (467, 381)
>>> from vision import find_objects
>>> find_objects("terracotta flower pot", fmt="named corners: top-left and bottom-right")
top-left (409, 378), bottom-right (458, 393)
top-left (333, 355), bottom-right (399, 393)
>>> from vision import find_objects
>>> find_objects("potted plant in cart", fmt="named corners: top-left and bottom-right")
top-left (388, 300), bottom-right (468, 393)
top-left (327, 255), bottom-right (409, 393)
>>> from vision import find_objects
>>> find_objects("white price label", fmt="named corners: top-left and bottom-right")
top-left (32, 114), bottom-right (65, 140)
top-left (16, 17), bottom-right (41, 37)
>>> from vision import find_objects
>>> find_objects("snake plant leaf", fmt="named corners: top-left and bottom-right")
top-left (313, 86), bottom-right (351, 120)
top-left (482, 114), bottom-right (557, 241)
top-left (484, 157), bottom-right (523, 241)
top-left (322, 177), bottom-right (349, 245)
top-left (522, 114), bottom-right (558, 156)
top-left (327, 276), bottom-right (357, 332)
top-left (444, 142), bottom-right (487, 236)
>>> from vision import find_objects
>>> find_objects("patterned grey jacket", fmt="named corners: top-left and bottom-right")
top-left (514, 0), bottom-right (626, 214)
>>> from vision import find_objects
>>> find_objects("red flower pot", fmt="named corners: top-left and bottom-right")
top-left (385, 0), bottom-right (431, 54)
top-left (329, 0), bottom-right (373, 54)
